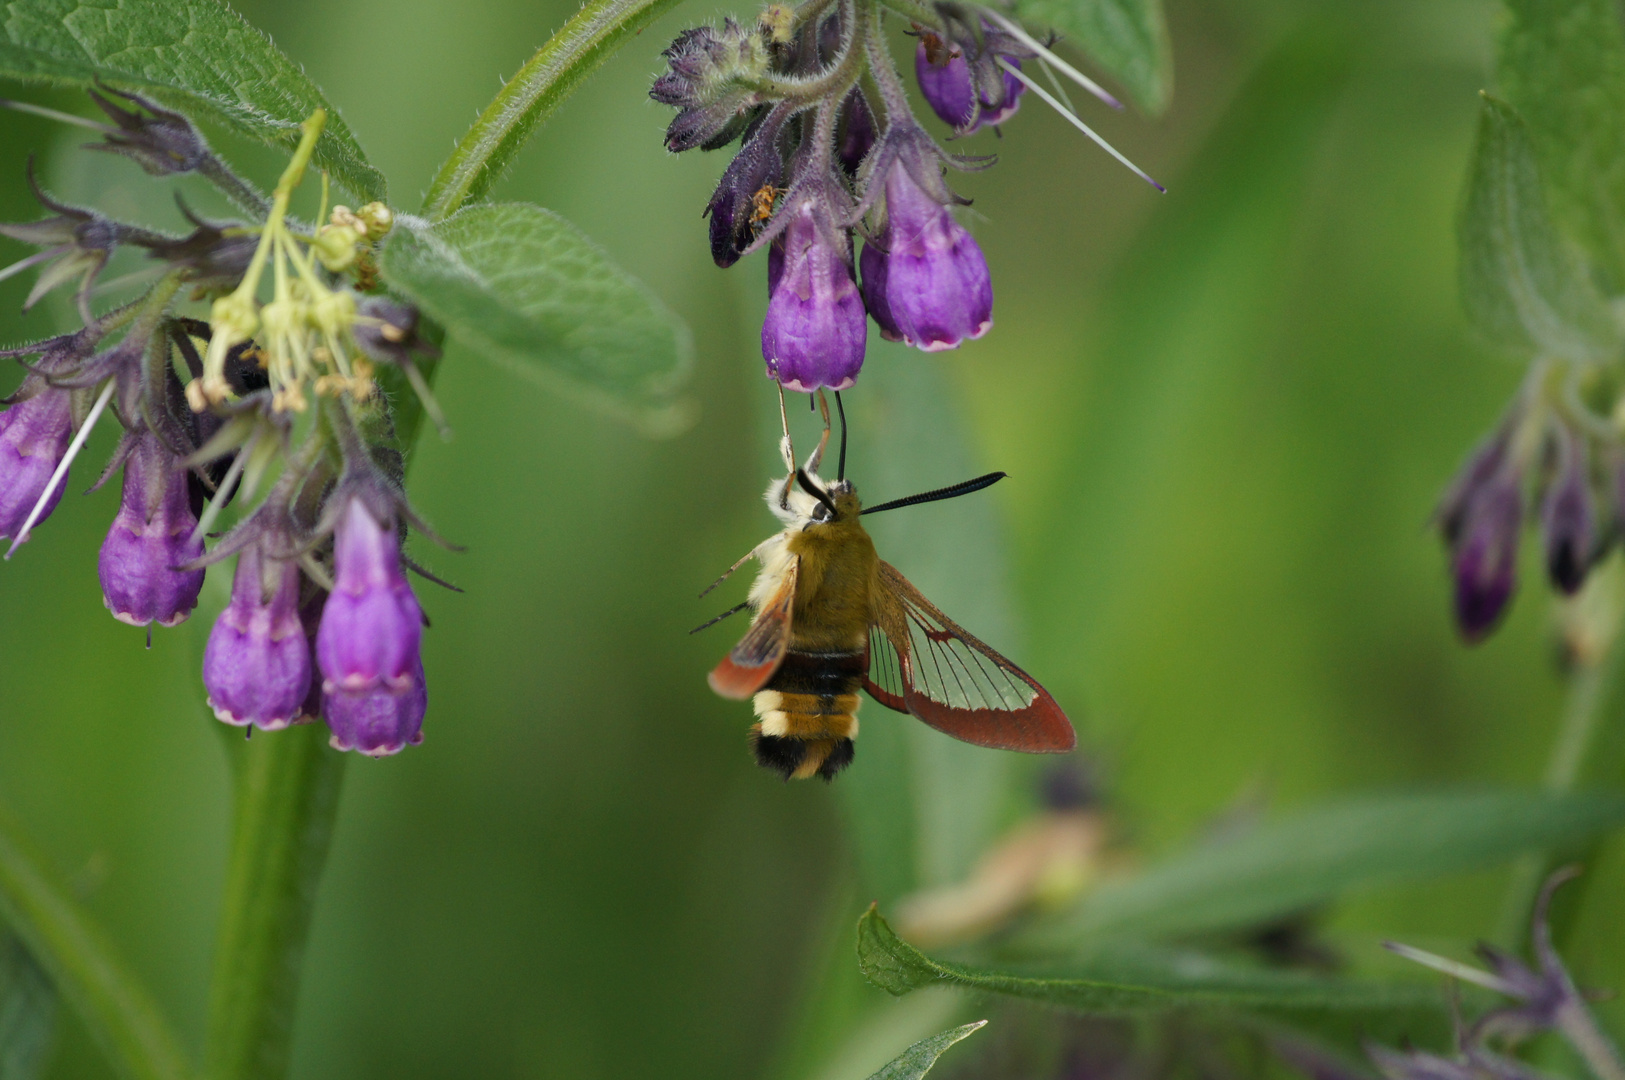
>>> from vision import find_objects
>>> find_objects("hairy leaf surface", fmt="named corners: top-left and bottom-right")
top-left (1499, 0), bottom-right (1625, 289)
top-left (0, 0), bottom-right (383, 200)
top-left (865, 1021), bottom-right (985, 1080)
top-left (380, 204), bottom-right (693, 432)
top-left (1459, 95), bottom-right (1615, 359)
top-left (859, 907), bottom-right (1445, 1013)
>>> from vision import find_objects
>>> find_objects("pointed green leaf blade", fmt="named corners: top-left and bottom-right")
top-left (1031, 790), bottom-right (1625, 948)
top-left (1499, 0), bottom-right (1625, 290)
top-left (1008, 0), bottom-right (1171, 114)
top-left (0, 0), bottom-right (383, 201)
top-left (858, 907), bottom-right (1444, 1014)
top-left (1459, 95), bottom-right (1616, 360)
top-left (865, 1021), bottom-right (986, 1080)
top-left (379, 204), bottom-right (694, 434)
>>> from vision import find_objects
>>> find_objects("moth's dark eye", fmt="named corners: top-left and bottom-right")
top-left (811, 502), bottom-right (832, 522)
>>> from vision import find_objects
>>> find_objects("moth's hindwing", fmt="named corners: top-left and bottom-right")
top-left (709, 556), bottom-right (799, 700)
top-left (866, 560), bottom-right (1075, 752)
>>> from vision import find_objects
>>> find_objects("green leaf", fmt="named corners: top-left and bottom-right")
top-left (865, 1021), bottom-right (986, 1080)
top-left (1499, 0), bottom-right (1625, 291)
top-left (1029, 790), bottom-right (1625, 949)
top-left (422, 0), bottom-right (687, 220)
top-left (1459, 95), bottom-right (1617, 360)
top-left (203, 725), bottom-right (344, 1080)
top-left (858, 907), bottom-right (1444, 1014)
top-left (379, 204), bottom-right (694, 434)
top-left (0, 0), bottom-right (383, 201)
top-left (0, 797), bottom-right (191, 1080)
top-left (1008, 0), bottom-right (1172, 114)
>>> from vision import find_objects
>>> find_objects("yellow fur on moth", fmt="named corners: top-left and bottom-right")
top-left (710, 460), bottom-right (1074, 782)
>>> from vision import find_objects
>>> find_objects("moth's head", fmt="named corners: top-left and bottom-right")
top-left (765, 469), bottom-right (859, 529)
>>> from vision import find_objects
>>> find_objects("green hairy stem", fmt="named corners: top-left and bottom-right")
top-left (203, 726), bottom-right (345, 1080)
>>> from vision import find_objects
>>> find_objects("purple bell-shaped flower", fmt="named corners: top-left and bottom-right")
top-left (859, 132), bottom-right (993, 352)
top-left (914, 40), bottom-right (1024, 132)
top-left (203, 543), bottom-right (311, 730)
top-left (761, 182), bottom-right (867, 392)
top-left (98, 429), bottom-right (205, 627)
top-left (324, 658), bottom-right (428, 757)
top-left (317, 493), bottom-right (423, 693)
top-left (0, 387), bottom-right (74, 540)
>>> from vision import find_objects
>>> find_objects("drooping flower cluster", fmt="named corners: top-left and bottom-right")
top-left (651, 0), bottom-right (1158, 392)
top-left (0, 93), bottom-right (447, 757)
top-left (1436, 359), bottom-right (1625, 642)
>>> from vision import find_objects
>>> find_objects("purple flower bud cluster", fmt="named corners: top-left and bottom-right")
top-left (0, 91), bottom-right (450, 758)
top-left (1436, 391), bottom-right (1616, 642)
top-left (652, 0), bottom-right (1056, 393)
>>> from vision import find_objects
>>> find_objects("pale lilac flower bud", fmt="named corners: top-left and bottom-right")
top-left (316, 494), bottom-right (423, 695)
top-left (0, 388), bottom-right (73, 539)
top-left (98, 429), bottom-right (206, 627)
top-left (203, 545), bottom-right (310, 730)
top-left (860, 139), bottom-right (992, 351)
top-left (323, 658), bottom-right (427, 757)
top-left (762, 184), bottom-right (867, 391)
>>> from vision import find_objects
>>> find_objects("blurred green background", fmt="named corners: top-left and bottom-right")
top-left (0, 0), bottom-right (1616, 1076)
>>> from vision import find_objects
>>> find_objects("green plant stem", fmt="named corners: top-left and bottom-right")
top-left (421, 0), bottom-right (689, 222)
top-left (1497, 585), bottom-right (1625, 947)
top-left (0, 798), bottom-right (192, 1080)
top-left (201, 725), bottom-right (345, 1080)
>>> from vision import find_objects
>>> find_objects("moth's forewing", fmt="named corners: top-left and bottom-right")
top-left (869, 561), bottom-right (1075, 752)
top-left (709, 556), bottom-right (799, 700)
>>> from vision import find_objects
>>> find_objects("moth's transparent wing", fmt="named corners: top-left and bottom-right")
top-left (709, 557), bottom-right (797, 700)
top-left (865, 624), bottom-right (909, 713)
top-left (872, 561), bottom-right (1075, 752)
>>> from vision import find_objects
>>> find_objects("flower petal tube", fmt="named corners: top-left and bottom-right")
top-left (860, 149), bottom-right (993, 352)
top-left (316, 494), bottom-right (424, 697)
top-left (761, 186), bottom-right (867, 392)
top-left (0, 388), bottom-right (74, 539)
top-left (204, 544), bottom-right (311, 730)
top-left (98, 429), bottom-right (205, 626)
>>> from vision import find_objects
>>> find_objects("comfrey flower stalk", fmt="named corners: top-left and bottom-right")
top-left (651, 0), bottom-right (1160, 392)
top-left (0, 97), bottom-right (451, 757)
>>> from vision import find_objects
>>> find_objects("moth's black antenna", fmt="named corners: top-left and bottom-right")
top-left (861, 472), bottom-right (1008, 515)
top-left (835, 390), bottom-right (848, 481)
top-left (691, 601), bottom-right (750, 634)
top-left (796, 469), bottom-right (838, 516)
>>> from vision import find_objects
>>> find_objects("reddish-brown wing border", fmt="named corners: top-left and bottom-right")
top-left (709, 557), bottom-right (798, 700)
top-left (866, 561), bottom-right (1074, 752)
